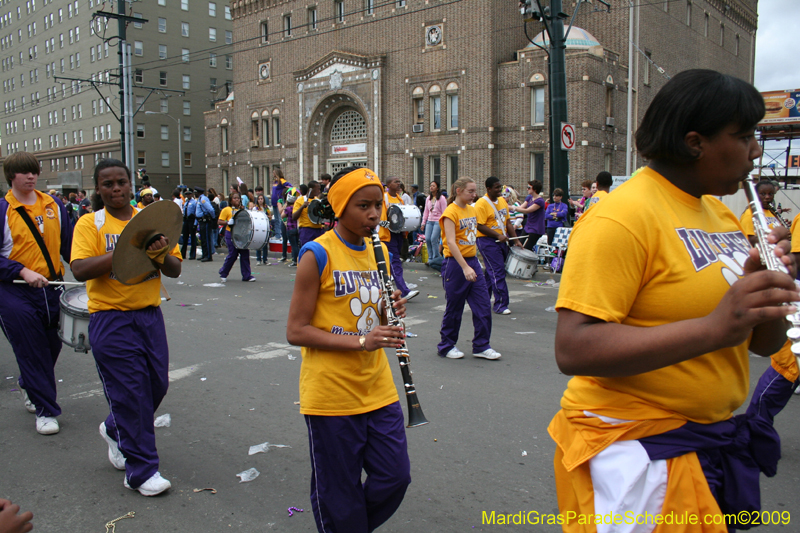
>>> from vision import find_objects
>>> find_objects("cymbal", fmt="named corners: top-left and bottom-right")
top-left (112, 200), bottom-right (183, 285)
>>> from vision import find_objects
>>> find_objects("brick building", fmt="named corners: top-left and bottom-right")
top-left (205, 0), bottom-right (757, 196)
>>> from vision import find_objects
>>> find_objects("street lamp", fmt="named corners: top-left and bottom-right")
top-left (145, 111), bottom-right (182, 187)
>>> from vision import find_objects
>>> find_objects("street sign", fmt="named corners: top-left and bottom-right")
top-left (560, 122), bottom-right (576, 151)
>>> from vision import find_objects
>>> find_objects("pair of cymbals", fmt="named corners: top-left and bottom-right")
top-left (111, 201), bottom-right (183, 285)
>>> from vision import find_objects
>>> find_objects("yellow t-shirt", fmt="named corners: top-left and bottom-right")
top-left (739, 206), bottom-right (780, 237)
top-left (299, 230), bottom-right (399, 416)
top-left (583, 190), bottom-right (608, 212)
top-left (3, 190), bottom-right (65, 279)
top-left (556, 167), bottom-right (752, 424)
top-left (474, 195), bottom-right (510, 238)
top-left (296, 195), bottom-right (322, 229)
top-left (439, 202), bottom-right (478, 258)
top-left (218, 206), bottom-right (242, 233)
top-left (379, 193), bottom-right (404, 242)
top-left (71, 208), bottom-right (182, 313)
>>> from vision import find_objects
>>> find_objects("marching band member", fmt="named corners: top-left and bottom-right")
top-left (437, 177), bottom-right (500, 360)
top-left (379, 177), bottom-right (418, 300)
top-left (293, 181), bottom-right (324, 248)
top-left (549, 70), bottom-right (796, 532)
top-left (71, 159), bottom-right (182, 497)
top-left (217, 192), bottom-right (256, 283)
top-left (739, 179), bottom-right (781, 246)
top-left (475, 177), bottom-right (521, 315)
top-left (286, 166), bottom-right (410, 533)
top-left (0, 152), bottom-right (71, 435)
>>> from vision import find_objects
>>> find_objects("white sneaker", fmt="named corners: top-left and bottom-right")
top-left (445, 347), bottom-right (464, 359)
top-left (220, 277), bottom-right (227, 283)
top-left (406, 283), bottom-right (418, 289)
top-left (124, 471), bottom-right (171, 496)
top-left (36, 416), bottom-right (59, 435)
top-left (405, 290), bottom-right (420, 301)
top-left (21, 389), bottom-right (36, 414)
top-left (500, 309), bottom-right (511, 315)
top-left (256, 260), bottom-right (262, 265)
top-left (473, 348), bottom-right (502, 360)
top-left (99, 422), bottom-right (126, 470)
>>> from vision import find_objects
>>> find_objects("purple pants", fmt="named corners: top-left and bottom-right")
top-left (90, 307), bottom-right (169, 489)
top-left (0, 283), bottom-right (62, 417)
top-left (305, 401), bottom-right (410, 533)
top-left (384, 233), bottom-right (410, 296)
top-left (299, 227), bottom-right (325, 249)
top-left (476, 237), bottom-right (510, 314)
top-left (437, 256), bottom-right (493, 355)
top-left (746, 365), bottom-right (798, 424)
top-left (219, 231), bottom-right (252, 280)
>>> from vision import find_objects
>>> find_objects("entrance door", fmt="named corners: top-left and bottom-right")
top-left (327, 158), bottom-right (367, 176)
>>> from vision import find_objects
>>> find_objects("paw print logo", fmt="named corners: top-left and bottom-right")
top-left (350, 284), bottom-right (382, 333)
top-left (719, 251), bottom-right (749, 287)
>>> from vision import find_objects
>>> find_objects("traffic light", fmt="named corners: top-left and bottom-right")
top-left (519, 0), bottom-right (541, 21)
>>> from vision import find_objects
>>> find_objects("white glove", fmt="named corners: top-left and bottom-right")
top-left (227, 218), bottom-right (235, 226)
top-left (378, 220), bottom-right (390, 228)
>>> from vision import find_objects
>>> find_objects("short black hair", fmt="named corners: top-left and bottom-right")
top-left (595, 171), bottom-right (613, 188)
top-left (92, 158), bottom-right (131, 211)
top-left (635, 69), bottom-right (764, 163)
top-left (485, 176), bottom-right (500, 188)
top-left (756, 180), bottom-right (775, 193)
top-left (320, 173), bottom-right (332, 182)
top-left (528, 180), bottom-right (543, 194)
top-left (298, 183), bottom-right (309, 195)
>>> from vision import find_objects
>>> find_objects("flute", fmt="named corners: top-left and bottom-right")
top-left (743, 178), bottom-right (800, 365)
top-left (370, 230), bottom-right (429, 428)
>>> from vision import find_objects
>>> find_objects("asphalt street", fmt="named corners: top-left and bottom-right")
top-left (2, 251), bottom-right (800, 532)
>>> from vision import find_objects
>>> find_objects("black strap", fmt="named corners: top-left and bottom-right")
top-left (14, 206), bottom-right (63, 281)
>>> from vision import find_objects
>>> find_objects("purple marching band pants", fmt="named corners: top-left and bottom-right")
top-left (383, 232), bottom-right (410, 296)
top-left (0, 283), bottom-right (62, 417)
top-left (437, 255), bottom-right (493, 356)
top-left (219, 230), bottom-right (252, 280)
top-left (305, 401), bottom-right (411, 533)
top-left (476, 237), bottom-right (510, 314)
top-left (90, 307), bottom-right (169, 489)
top-left (299, 227), bottom-right (325, 249)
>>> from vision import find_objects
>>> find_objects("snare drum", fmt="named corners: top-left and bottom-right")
top-left (505, 247), bottom-right (538, 279)
top-left (59, 286), bottom-right (91, 353)
top-left (387, 204), bottom-right (422, 233)
top-left (232, 209), bottom-right (270, 250)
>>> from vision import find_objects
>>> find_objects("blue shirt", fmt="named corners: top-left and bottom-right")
top-left (183, 198), bottom-right (197, 217)
top-left (271, 180), bottom-right (292, 208)
top-left (545, 202), bottom-right (568, 229)
top-left (195, 194), bottom-right (215, 218)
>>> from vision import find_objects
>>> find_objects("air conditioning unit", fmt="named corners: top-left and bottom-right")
top-left (250, 140), bottom-right (259, 147)
top-left (412, 124), bottom-right (424, 133)
top-left (605, 117), bottom-right (615, 127)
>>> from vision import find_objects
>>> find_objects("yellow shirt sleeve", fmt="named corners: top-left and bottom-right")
top-left (791, 214), bottom-right (800, 253)
top-left (474, 197), bottom-right (492, 227)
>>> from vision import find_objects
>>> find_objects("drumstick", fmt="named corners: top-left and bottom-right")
top-left (13, 280), bottom-right (85, 286)
top-left (495, 235), bottom-right (526, 243)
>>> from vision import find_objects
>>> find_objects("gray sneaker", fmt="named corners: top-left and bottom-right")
top-left (21, 389), bottom-right (36, 414)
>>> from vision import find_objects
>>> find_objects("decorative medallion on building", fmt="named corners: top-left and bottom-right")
top-left (330, 70), bottom-right (343, 90)
top-left (426, 24), bottom-right (443, 47)
top-left (258, 61), bottom-right (271, 81)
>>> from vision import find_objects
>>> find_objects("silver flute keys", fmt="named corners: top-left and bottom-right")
top-left (743, 177), bottom-right (800, 361)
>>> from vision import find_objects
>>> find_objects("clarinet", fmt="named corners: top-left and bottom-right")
top-left (768, 201), bottom-right (792, 229)
top-left (370, 230), bottom-right (429, 428)
top-left (743, 178), bottom-right (800, 364)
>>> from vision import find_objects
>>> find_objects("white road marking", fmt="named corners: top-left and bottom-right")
top-left (168, 366), bottom-right (202, 382)
top-left (70, 388), bottom-right (105, 399)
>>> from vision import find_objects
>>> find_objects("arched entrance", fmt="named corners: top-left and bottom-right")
top-left (325, 108), bottom-right (368, 174)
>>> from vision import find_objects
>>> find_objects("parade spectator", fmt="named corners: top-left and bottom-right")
top-left (422, 181), bottom-right (446, 263)
top-left (172, 189), bottom-right (183, 210)
top-left (194, 187), bottom-right (216, 262)
top-left (218, 192), bottom-right (255, 282)
top-left (283, 187), bottom-right (300, 266)
top-left (318, 173), bottom-right (331, 192)
top-left (78, 190), bottom-right (92, 218)
top-left (513, 180), bottom-right (545, 251)
top-left (544, 188), bottom-right (568, 245)
top-left (568, 180), bottom-right (593, 220)
top-left (584, 171), bottom-right (612, 213)
top-left (137, 188), bottom-right (154, 209)
top-left (271, 168), bottom-right (292, 242)
top-left (66, 192), bottom-right (80, 226)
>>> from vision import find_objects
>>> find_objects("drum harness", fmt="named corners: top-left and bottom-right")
top-left (478, 196), bottom-right (507, 239)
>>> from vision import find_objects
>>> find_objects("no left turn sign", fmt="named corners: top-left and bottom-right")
top-left (560, 122), bottom-right (576, 151)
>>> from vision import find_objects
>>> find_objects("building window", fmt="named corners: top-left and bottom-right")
top-left (160, 98), bottom-right (168, 113)
top-left (209, 2), bottom-right (216, 16)
top-left (183, 126), bottom-right (191, 141)
top-left (183, 101), bottom-right (191, 115)
top-left (181, 22), bottom-right (189, 37)
top-left (531, 86), bottom-right (545, 125)
top-left (136, 123), bottom-right (144, 138)
top-left (430, 96), bottom-right (441, 131)
top-left (159, 44), bottom-right (167, 59)
top-left (720, 24), bottom-right (724, 47)
top-left (182, 48), bottom-right (190, 62)
top-left (430, 156), bottom-right (441, 184)
top-left (182, 74), bottom-right (190, 89)
top-left (209, 27), bottom-right (216, 41)
top-left (413, 94), bottom-right (424, 124)
top-left (135, 69), bottom-right (143, 83)
top-left (209, 53), bottom-right (217, 67)
top-left (261, 21), bottom-right (269, 43)
top-left (134, 41), bottom-right (143, 56)
top-left (273, 112), bottom-right (281, 145)
top-left (308, 8), bottom-right (317, 30)
top-left (225, 6), bottom-right (232, 19)
top-left (335, 1), bottom-right (344, 23)
top-left (448, 94), bottom-right (458, 130)
top-left (397, 0), bottom-right (406, 7)
top-left (447, 155), bottom-right (458, 189)
top-left (181, 0), bottom-right (189, 10)
top-left (735, 34), bottom-right (740, 56)
top-left (643, 51), bottom-right (651, 86)
top-left (225, 30), bottom-right (232, 44)
top-left (531, 152), bottom-right (544, 182)
top-left (137, 151), bottom-right (145, 165)
top-left (159, 71), bottom-right (167, 86)
top-left (161, 125), bottom-right (169, 140)
top-left (283, 15), bottom-right (291, 37)
top-left (184, 152), bottom-right (192, 167)
top-left (221, 126), bottom-right (229, 152)
top-left (225, 55), bottom-right (232, 69)
top-left (605, 86), bottom-right (614, 118)
top-left (158, 17), bottom-right (166, 32)
top-left (251, 116), bottom-right (259, 142)
top-left (262, 115), bottom-right (270, 147)
top-left (366, 0), bottom-right (374, 15)
top-left (604, 152), bottom-right (612, 172)
top-left (161, 151), bottom-right (170, 167)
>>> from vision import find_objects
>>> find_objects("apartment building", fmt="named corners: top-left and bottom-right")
top-left (0, 0), bottom-right (232, 194)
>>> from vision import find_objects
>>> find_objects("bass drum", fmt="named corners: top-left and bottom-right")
top-left (505, 247), bottom-right (538, 279)
top-left (59, 286), bottom-right (91, 353)
top-left (232, 210), bottom-right (270, 250)
top-left (387, 204), bottom-right (422, 233)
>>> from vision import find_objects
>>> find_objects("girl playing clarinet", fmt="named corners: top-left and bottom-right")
top-left (549, 70), bottom-right (797, 532)
top-left (286, 167), bottom-right (410, 533)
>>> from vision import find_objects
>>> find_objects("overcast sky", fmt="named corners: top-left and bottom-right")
top-left (754, 0), bottom-right (798, 91)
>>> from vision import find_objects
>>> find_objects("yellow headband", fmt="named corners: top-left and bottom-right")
top-left (140, 188), bottom-right (153, 196)
top-left (328, 168), bottom-right (382, 218)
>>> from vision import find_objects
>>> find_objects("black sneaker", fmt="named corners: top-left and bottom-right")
top-left (278, 257), bottom-right (288, 263)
